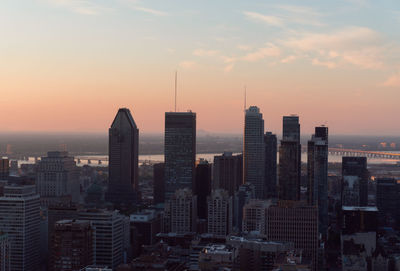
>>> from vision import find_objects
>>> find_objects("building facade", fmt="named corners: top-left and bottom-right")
top-left (213, 152), bottom-right (243, 196)
top-left (207, 189), bottom-right (232, 237)
top-left (264, 132), bottom-right (277, 199)
top-left (342, 157), bottom-right (368, 207)
top-left (0, 185), bottom-right (40, 271)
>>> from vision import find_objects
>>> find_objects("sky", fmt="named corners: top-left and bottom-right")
top-left (1, 0), bottom-right (400, 135)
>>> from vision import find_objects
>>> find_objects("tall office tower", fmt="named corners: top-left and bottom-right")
top-left (164, 112), bottom-right (196, 201)
top-left (376, 178), bottom-right (400, 228)
top-left (279, 116), bottom-right (301, 201)
top-left (266, 201), bottom-right (319, 270)
top-left (342, 157), bottom-right (368, 206)
top-left (213, 152), bottom-right (243, 196)
top-left (36, 151), bottom-right (80, 207)
top-left (195, 159), bottom-right (211, 220)
top-left (78, 209), bottom-right (125, 269)
top-left (244, 106), bottom-right (265, 199)
top-left (153, 163), bottom-right (165, 205)
top-left (0, 185), bottom-right (40, 271)
top-left (242, 199), bottom-right (270, 235)
top-left (50, 220), bottom-right (94, 271)
top-left (207, 189), bottom-right (232, 237)
top-left (307, 126), bottom-right (329, 236)
top-left (164, 188), bottom-right (197, 233)
top-left (0, 232), bottom-right (10, 271)
top-left (0, 159), bottom-right (9, 180)
top-left (264, 132), bottom-right (277, 198)
top-left (341, 206), bottom-right (378, 271)
top-left (233, 183), bottom-right (255, 231)
top-left (106, 108), bottom-right (139, 207)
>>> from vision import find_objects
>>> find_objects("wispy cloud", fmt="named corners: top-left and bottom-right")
top-left (179, 61), bottom-right (196, 69)
top-left (281, 55), bottom-right (298, 63)
top-left (46, 0), bottom-right (111, 15)
top-left (383, 71), bottom-right (400, 87)
top-left (131, 6), bottom-right (168, 16)
top-left (312, 58), bottom-right (337, 69)
top-left (193, 49), bottom-right (219, 57)
top-left (242, 43), bottom-right (281, 62)
top-left (243, 11), bottom-right (283, 27)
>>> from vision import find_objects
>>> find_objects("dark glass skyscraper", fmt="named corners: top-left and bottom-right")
top-left (164, 112), bottom-right (196, 200)
top-left (278, 116), bottom-right (301, 201)
top-left (342, 157), bottom-right (368, 206)
top-left (244, 106), bottom-right (265, 199)
top-left (213, 152), bottom-right (243, 196)
top-left (307, 126), bottom-right (328, 236)
top-left (105, 108), bottom-right (139, 206)
top-left (194, 159), bottom-right (212, 220)
top-left (264, 132), bottom-right (277, 198)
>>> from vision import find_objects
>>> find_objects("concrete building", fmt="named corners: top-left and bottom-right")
top-left (207, 189), bottom-right (233, 237)
top-left (342, 157), bottom-right (368, 207)
top-left (307, 126), bottom-right (329, 236)
top-left (164, 112), bottom-right (196, 201)
top-left (242, 200), bottom-right (270, 236)
top-left (244, 106), bottom-right (265, 199)
top-left (213, 152), bottom-right (243, 196)
top-left (264, 132), bottom-right (277, 199)
top-left (106, 108), bottom-right (139, 206)
top-left (198, 244), bottom-right (237, 270)
top-left (266, 201), bottom-right (318, 271)
top-left (78, 209), bottom-right (126, 269)
top-left (36, 151), bottom-right (80, 207)
top-left (0, 185), bottom-right (40, 271)
top-left (50, 220), bottom-right (94, 271)
top-left (164, 188), bottom-right (197, 234)
top-left (279, 116), bottom-right (301, 201)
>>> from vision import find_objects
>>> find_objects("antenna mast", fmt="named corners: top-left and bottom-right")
top-left (175, 70), bottom-right (177, 112)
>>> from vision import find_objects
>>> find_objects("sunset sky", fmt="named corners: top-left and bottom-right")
top-left (1, 0), bottom-right (400, 135)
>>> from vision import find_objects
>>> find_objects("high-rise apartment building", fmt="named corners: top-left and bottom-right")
top-left (0, 160), bottom-right (9, 180)
top-left (36, 151), bottom-right (80, 207)
top-left (164, 112), bottom-right (196, 201)
top-left (244, 106), bottom-right (265, 199)
top-left (264, 132), bottom-right (277, 198)
top-left (342, 157), bottom-right (368, 206)
top-left (242, 199), bottom-right (270, 235)
top-left (213, 152), bottom-right (243, 196)
top-left (78, 209), bottom-right (126, 269)
top-left (207, 189), bottom-right (232, 237)
top-left (0, 185), bottom-right (40, 271)
top-left (266, 201), bottom-right (318, 270)
top-left (164, 188), bottom-right (197, 234)
top-left (50, 220), bottom-right (94, 271)
top-left (195, 160), bottom-right (211, 220)
top-left (106, 108), bottom-right (139, 206)
top-left (279, 116), bottom-right (301, 201)
top-left (307, 126), bottom-right (328, 236)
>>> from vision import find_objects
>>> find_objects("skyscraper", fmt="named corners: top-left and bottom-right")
top-left (0, 185), bottom-right (40, 271)
top-left (194, 159), bottom-right (211, 220)
top-left (279, 115), bottom-right (301, 201)
top-left (307, 126), bottom-right (328, 236)
top-left (213, 152), bottom-right (243, 196)
top-left (36, 151), bottom-right (80, 207)
top-left (244, 106), bottom-right (265, 199)
top-left (0, 159), bottom-right (9, 180)
top-left (153, 163), bottom-right (165, 205)
top-left (342, 157), bottom-right (368, 206)
top-left (376, 178), bottom-right (399, 227)
top-left (264, 132), bottom-right (277, 198)
top-left (106, 108), bottom-right (139, 206)
top-left (164, 112), bottom-right (196, 200)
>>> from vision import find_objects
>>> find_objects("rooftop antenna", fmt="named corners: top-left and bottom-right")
top-left (244, 85), bottom-right (247, 112)
top-left (174, 70), bottom-right (177, 112)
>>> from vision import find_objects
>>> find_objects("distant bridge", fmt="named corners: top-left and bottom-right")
top-left (328, 148), bottom-right (400, 160)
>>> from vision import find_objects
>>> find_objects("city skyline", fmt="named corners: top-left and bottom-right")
top-left (1, 0), bottom-right (400, 135)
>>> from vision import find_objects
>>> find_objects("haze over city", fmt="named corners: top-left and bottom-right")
top-left (1, 0), bottom-right (400, 134)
